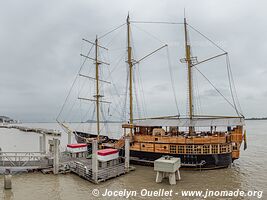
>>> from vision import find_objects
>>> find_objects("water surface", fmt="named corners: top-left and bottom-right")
top-left (0, 120), bottom-right (266, 200)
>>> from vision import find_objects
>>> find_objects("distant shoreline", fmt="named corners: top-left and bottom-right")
top-left (245, 118), bottom-right (267, 121)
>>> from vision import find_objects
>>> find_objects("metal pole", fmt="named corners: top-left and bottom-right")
top-left (0, 147), bottom-right (2, 163)
top-left (125, 137), bottom-right (130, 171)
top-left (4, 169), bottom-right (12, 189)
top-left (39, 136), bottom-right (43, 153)
top-left (53, 139), bottom-right (59, 175)
top-left (68, 132), bottom-right (71, 144)
top-left (42, 134), bottom-right (46, 153)
top-left (92, 140), bottom-right (98, 183)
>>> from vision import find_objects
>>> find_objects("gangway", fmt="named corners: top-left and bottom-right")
top-left (0, 151), bottom-right (50, 171)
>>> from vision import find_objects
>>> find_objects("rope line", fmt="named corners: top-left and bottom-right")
top-left (195, 66), bottom-right (243, 116)
top-left (56, 45), bottom-right (94, 121)
top-left (166, 47), bottom-right (180, 116)
top-left (131, 21), bottom-right (183, 25)
top-left (99, 23), bottom-right (126, 39)
top-left (226, 55), bottom-right (244, 116)
top-left (187, 24), bottom-right (227, 53)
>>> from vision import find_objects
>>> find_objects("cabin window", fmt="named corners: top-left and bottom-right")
top-left (178, 145), bottom-right (185, 154)
top-left (155, 138), bottom-right (158, 141)
top-left (227, 144), bottom-right (231, 152)
top-left (142, 144), bottom-right (145, 148)
top-left (211, 145), bottom-right (218, 154)
top-left (170, 145), bottom-right (176, 153)
top-left (194, 145), bottom-right (202, 154)
top-left (203, 145), bottom-right (210, 154)
top-left (220, 144), bottom-right (227, 153)
top-left (186, 145), bottom-right (193, 154)
top-left (232, 143), bottom-right (238, 150)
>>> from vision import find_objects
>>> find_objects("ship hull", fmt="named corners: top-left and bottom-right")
top-left (74, 131), bottom-right (91, 143)
top-left (74, 132), bottom-right (232, 169)
top-left (74, 131), bottom-right (116, 143)
top-left (129, 150), bottom-right (232, 169)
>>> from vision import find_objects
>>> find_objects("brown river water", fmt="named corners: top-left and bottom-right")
top-left (0, 120), bottom-right (266, 200)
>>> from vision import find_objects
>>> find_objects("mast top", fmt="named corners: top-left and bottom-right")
top-left (127, 13), bottom-right (130, 23)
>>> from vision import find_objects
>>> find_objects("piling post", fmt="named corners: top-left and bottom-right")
top-left (68, 132), bottom-right (71, 144)
top-left (53, 139), bottom-right (60, 175)
top-left (125, 137), bottom-right (130, 171)
top-left (0, 147), bottom-right (2, 163)
top-left (92, 139), bottom-right (98, 183)
top-left (4, 169), bottom-right (12, 189)
top-left (39, 134), bottom-right (46, 154)
top-left (42, 134), bottom-right (46, 153)
top-left (39, 136), bottom-right (43, 153)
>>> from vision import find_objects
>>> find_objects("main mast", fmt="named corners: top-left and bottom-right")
top-left (184, 18), bottom-right (194, 134)
top-left (95, 36), bottom-right (100, 140)
top-left (127, 15), bottom-right (133, 137)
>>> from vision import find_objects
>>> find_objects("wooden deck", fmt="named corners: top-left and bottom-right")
top-left (62, 156), bottom-right (134, 183)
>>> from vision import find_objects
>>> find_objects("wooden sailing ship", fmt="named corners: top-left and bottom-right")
top-left (74, 36), bottom-right (112, 144)
top-left (57, 35), bottom-right (115, 145)
top-left (58, 15), bottom-right (247, 169)
top-left (118, 16), bottom-right (246, 169)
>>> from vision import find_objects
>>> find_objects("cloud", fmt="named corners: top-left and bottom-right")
top-left (0, 0), bottom-right (267, 121)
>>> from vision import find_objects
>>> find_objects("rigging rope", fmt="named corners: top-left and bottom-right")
top-left (131, 23), bottom-right (165, 44)
top-left (226, 54), bottom-right (239, 116)
top-left (56, 44), bottom-right (94, 121)
top-left (166, 47), bottom-right (180, 116)
top-left (136, 63), bottom-right (148, 117)
top-left (131, 21), bottom-right (183, 25)
top-left (226, 54), bottom-right (244, 116)
top-left (130, 31), bottom-right (143, 119)
top-left (123, 64), bottom-right (129, 122)
top-left (194, 66), bottom-right (243, 116)
top-left (194, 69), bottom-right (203, 115)
top-left (106, 52), bottom-right (127, 120)
top-left (88, 106), bottom-right (96, 133)
top-left (187, 24), bottom-right (227, 53)
top-left (133, 67), bottom-right (141, 119)
top-left (100, 105), bottom-right (110, 135)
top-left (99, 23), bottom-right (126, 39)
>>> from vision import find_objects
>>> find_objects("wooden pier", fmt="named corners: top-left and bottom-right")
top-left (0, 125), bottom-right (61, 136)
top-left (0, 138), bottom-right (134, 184)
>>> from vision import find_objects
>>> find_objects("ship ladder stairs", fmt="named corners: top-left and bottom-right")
top-left (114, 137), bottom-right (125, 149)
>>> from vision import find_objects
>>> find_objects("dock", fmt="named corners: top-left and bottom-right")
top-left (61, 139), bottom-right (134, 183)
top-left (61, 156), bottom-right (134, 183)
top-left (0, 124), bottom-right (61, 136)
top-left (0, 137), bottom-right (134, 184)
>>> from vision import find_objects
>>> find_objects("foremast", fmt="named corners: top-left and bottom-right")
top-left (95, 36), bottom-right (100, 141)
top-left (183, 18), bottom-right (194, 134)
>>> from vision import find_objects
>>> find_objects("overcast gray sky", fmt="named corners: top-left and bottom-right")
top-left (0, 0), bottom-right (266, 122)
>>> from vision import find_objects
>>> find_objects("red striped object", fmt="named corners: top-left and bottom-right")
top-left (67, 143), bottom-right (87, 148)
top-left (97, 148), bottom-right (118, 156)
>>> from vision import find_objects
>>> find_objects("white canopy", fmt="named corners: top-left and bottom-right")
top-left (133, 117), bottom-right (245, 127)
